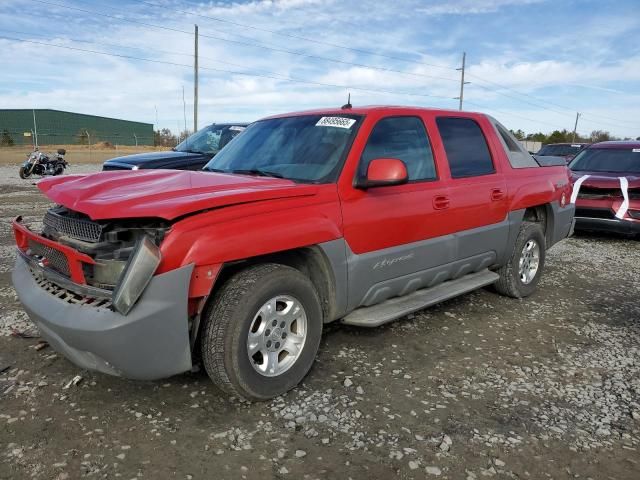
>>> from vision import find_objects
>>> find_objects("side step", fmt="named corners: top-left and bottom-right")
top-left (341, 269), bottom-right (499, 327)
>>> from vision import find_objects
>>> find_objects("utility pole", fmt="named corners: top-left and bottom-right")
top-left (182, 85), bottom-right (187, 136)
top-left (572, 112), bottom-right (581, 142)
top-left (194, 24), bottom-right (199, 133)
top-left (456, 52), bottom-right (470, 111)
top-left (154, 105), bottom-right (158, 129)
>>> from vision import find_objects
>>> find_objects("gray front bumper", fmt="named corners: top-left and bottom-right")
top-left (12, 255), bottom-right (193, 380)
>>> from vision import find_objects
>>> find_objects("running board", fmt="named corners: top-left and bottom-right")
top-left (341, 269), bottom-right (499, 327)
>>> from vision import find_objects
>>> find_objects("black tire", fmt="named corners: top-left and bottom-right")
top-left (18, 167), bottom-right (30, 179)
top-left (54, 164), bottom-right (64, 176)
top-left (494, 222), bottom-right (546, 298)
top-left (201, 263), bottom-right (323, 401)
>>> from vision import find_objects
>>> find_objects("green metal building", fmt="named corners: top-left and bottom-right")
top-left (0, 109), bottom-right (154, 146)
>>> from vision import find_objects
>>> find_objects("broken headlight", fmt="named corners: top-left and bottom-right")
top-left (112, 236), bottom-right (161, 315)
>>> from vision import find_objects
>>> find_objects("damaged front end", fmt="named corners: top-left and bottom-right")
top-left (11, 206), bottom-right (193, 380)
top-left (16, 206), bottom-right (167, 314)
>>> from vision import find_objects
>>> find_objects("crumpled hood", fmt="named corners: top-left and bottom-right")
top-left (571, 171), bottom-right (640, 189)
top-left (37, 170), bottom-right (318, 220)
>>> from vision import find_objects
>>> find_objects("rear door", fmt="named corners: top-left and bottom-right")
top-left (434, 116), bottom-right (509, 261)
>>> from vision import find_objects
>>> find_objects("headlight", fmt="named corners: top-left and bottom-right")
top-left (112, 236), bottom-right (161, 315)
top-left (131, 165), bottom-right (139, 170)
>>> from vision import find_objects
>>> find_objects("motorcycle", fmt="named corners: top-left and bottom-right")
top-left (19, 148), bottom-right (68, 179)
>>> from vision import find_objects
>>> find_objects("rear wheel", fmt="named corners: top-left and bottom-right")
top-left (494, 222), bottom-right (546, 298)
top-left (201, 263), bottom-right (323, 400)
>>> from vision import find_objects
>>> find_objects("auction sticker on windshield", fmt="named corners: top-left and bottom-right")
top-left (316, 117), bottom-right (356, 129)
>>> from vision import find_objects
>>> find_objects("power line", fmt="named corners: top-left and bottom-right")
top-left (144, 0), bottom-right (638, 130)
top-left (0, 34), bottom-right (455, 102)
top-left (463, 100), bottom-right (568, 131)
top-left (467, 72), bottom-right (639, 128)
top-left (136, 0), bottom-right (457, 72)
top-left (28, 0), bottom-right (459, 85)
top-left (17, 1), bottom-right (640, 134)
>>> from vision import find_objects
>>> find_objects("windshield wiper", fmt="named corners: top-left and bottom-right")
top-left (229, 168), bottom-right (284, 178)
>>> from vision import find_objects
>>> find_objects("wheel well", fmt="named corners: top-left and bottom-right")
top-left (523, 205), bottom-right (552, 246)
top-left (212, 246), bottom-right (337, 322)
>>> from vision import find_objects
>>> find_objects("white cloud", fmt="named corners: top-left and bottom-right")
top-left (0, 0), bottom-right (638, 138)
top-left (417, 0), bottom-right (545, 15)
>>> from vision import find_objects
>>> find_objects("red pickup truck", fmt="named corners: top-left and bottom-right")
top-left (12, 106), bottom-right (575, 400)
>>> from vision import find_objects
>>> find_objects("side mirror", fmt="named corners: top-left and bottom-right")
top-left (355, 158), bottom-right (408, 189)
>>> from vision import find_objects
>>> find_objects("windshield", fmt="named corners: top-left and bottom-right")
top-left (537, 144), bottom-right (583, 156)
top-left (176, 124), bottom-right (247, 155)
top-left (570, 147), bottom-right (640, 173)
top-left (203, 114), bottom-right (362, 182)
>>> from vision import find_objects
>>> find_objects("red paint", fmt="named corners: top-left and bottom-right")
top-left (18, 106), bottom-right (572, 298)
top-left (366, 158), bottom-right (408, 183)
top-left (13, 219), bottom-right (95, 284)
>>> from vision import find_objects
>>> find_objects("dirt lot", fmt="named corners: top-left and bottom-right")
top-left (0, 145), bottom-right (165, 166)
top-left (0, 165), bottom-right (638, 480)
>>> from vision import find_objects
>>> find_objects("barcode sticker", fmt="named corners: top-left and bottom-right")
top-left (229, 126), bottom-right (245, 132)
top-left (316, 117), bottom-right (356, 129)
top-left (633, 148), bottom-right (640, 153)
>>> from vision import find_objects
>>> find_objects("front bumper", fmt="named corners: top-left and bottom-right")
top-left (574, 216), bottom-right (640, 236)
top-left (12, 254), bottom-right (193, 380)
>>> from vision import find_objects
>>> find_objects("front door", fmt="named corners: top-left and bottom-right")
top-left (338, 115), bottom-right (456, 309)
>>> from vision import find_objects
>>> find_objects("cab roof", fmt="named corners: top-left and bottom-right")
top-left (262, 105), bottom-right (481, 120)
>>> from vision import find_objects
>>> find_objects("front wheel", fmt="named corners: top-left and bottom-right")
top-left (201, 263), bottom-right (323, 400)
top-left (18, 166), bottom-right (31, 179)
top-left (494, 222), bottom-right (546, 298)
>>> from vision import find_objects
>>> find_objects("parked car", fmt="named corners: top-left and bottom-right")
top-left (569, 141), bottom-right (640, 235)
top-left (12, 106), bottom-right (575, 400)
top-left (536, 143), bottom-right (589, 163)
top-left (102, 123), bottom-right (248, 171)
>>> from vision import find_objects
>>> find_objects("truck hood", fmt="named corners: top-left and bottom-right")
top-left (571, 171), bottom-right (640, 189)
top-left (37, 170), bottom-right (319, 220)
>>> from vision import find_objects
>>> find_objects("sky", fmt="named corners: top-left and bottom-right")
top-left (0, 0), bottom-right (639, 138)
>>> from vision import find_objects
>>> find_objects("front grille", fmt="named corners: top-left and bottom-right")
top-left (577, 187), bottom-right (622, 200)
top-left (44, 210), bottom-right (103, 243)
top-left (30, 268), bottom-right (112, 309)
top-left (28, 239), bottom-right (70, 276)
top-left (575, 208), bottom-right (616, 220)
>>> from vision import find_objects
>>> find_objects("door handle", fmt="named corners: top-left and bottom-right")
top-left (433, 195), bottom-right (450, 210)
top-left (491, 188), bottom-right (506, 201)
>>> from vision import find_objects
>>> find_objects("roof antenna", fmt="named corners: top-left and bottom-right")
top-left (341, 92), bottom-right (352, 110)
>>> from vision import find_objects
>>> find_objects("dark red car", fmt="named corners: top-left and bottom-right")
top-left (569, 141), bottom-right (640, 236)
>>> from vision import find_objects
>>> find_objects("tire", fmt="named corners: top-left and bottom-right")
top-left (494, 222), bottom-right (546, 298)
top-left (18, 167), bottom-right (30, 179)
top-left (201, 263), bottom-right (323, 401)
top-left (54, 164), bottom-right (64, 176)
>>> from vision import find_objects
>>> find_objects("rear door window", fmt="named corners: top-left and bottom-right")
top-left (360, 116), bottom-right (437, 181)
top-left (436, 117), bottom-right (494, 178)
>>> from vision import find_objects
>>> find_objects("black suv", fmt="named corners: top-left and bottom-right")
top-left (103, 123), bottom-right (248, 171)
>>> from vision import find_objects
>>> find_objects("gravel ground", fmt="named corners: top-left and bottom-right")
top-left (0, 165), bottom-right (638, 479)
